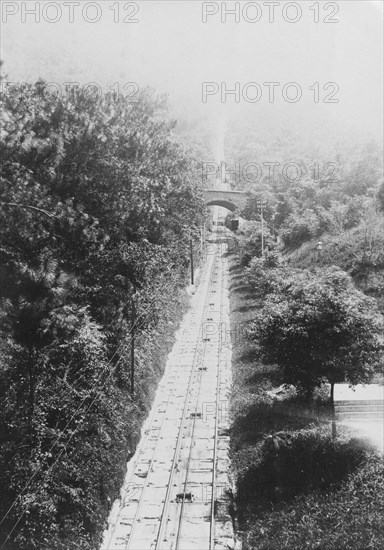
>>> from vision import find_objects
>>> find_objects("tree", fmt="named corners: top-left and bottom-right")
top-left (249, 267), bottom-right (384, 403)
top-left (245, 255), bottom-right (290, 298)
top-left (280, 209), bottom-right (321, 248)
top-left (235, 221), bottom-right (275, 266)
top-left (0, 77), bottom-right (204, 548)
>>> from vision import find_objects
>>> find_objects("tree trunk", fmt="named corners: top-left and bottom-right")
top-left (190, 237), bottom-right (194, 285)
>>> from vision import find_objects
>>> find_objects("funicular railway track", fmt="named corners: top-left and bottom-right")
top-left (102, 228), bottom-right (232, 550)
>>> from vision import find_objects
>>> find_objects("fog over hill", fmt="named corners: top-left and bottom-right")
top-left (2, 0), bottom-right (383, 153)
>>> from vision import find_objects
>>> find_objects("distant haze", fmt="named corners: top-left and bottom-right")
top-left (2, 0), bottom-right (383, 150)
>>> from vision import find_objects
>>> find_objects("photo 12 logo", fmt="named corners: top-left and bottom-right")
top-left (1, 2), bottom-right (140, 24)
top-left (202, 161), bottom-right (341, 184)
top-left (201, 1), bottom-right (340, 24)
top-left (201, 400), bottom-right (229, 423)
top-left (202, 321), bottom-right (246, 349)
top-left (189, 483), bottom-right (229, 503)
top-left (202, 81), bottom-right (340, 104)
top-left (1, 80), bottom-right (140, 103)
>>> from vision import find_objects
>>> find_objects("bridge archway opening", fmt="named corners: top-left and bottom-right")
top-left (206, 200), bottom-right (237, 212)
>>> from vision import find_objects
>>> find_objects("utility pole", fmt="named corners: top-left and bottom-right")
top-left (200, 224), bottom-right (204, 259)
top-left (190, 234), bottom-right (194, 285)
top-left (183, 226), bottom-right (195, 284)
top-left (257, 199), bottom-right (266, 256)
top-left (130, 290), bottom-right (136, 395)
top-left (200, 222), bottom-right (207, 262)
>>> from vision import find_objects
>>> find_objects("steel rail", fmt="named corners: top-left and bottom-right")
top-left (105, 274), bottom-right (210, 549)
top-left (174, 253), bottom-right (225, 550)
top-left (104, 385), bottom-right (175, 550)
top-left (209, 245), bottom-right (227, 549)
top-left (154, 252), bottom-right (217, 549)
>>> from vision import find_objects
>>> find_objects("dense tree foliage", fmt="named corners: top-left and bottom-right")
top-left (0, 77), bottom-right (204, 549)
top-left (234, 221), bottom-right (276, 266)
top-left (226, 123), bottom-right (383, 276)
top-left (225, 115), bottom-right (384, 319)
top-left (248, 266), bottom-right (384, 398)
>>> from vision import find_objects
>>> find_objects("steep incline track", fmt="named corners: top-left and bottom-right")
top-left (101, 228), bottom-right (233, 550)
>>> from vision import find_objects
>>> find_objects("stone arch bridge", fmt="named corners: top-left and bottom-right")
top-left (203, 189), bottom-right (247, 212)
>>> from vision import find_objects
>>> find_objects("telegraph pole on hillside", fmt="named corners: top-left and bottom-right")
top-left (257, 199), bottom-right (267, 255)
top-left (200, 223), bottom-right (206, 261)
top-left (190, 234), bottom-right (194, 285)
top-left (131, 289), bottom-right (137, 395)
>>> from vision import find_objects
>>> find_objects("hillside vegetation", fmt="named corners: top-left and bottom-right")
top-left (225, 127), bottom-right (384, 549)
top-left (226, 127), bottom-right (384, 309)
top-left (0, 77), bottom-right (205, 549)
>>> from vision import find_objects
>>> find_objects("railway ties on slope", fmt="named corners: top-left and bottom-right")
top-left (101, 229), bottom-right (233, 550)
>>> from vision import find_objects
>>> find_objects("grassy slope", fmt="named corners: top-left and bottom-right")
top-left (227, 242), bottom-right (384, 550)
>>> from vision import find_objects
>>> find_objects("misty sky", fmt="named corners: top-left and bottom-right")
top-left (1, 1), bottom-right (383, 149)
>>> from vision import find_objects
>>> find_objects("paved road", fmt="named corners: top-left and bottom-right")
top-left (101, 228), bottom-right (234, 550)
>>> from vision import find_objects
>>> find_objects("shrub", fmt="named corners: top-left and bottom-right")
top-left (235, 222), bottom-right (275, 266)
top-left (237, 428), bottom-right (374, 512)
top-left (245, 452), bottom-right (384, 550)
top-left (280, 210), bottom-right (320, 248)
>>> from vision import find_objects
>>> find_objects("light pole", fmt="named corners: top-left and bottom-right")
top-left (257, 199), bottom-right (267, 256)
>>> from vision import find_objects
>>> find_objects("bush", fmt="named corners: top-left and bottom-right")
top-left (245, 452), bottom-right (384, 550)
top-left (280, 210), bottom-right (320, 248)
top-left (237, 427), bottom-right (374, 512)
top-left (245, 257), bottom-right (297, 298)
top-left (235, 222), bottom-right (275, 266)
